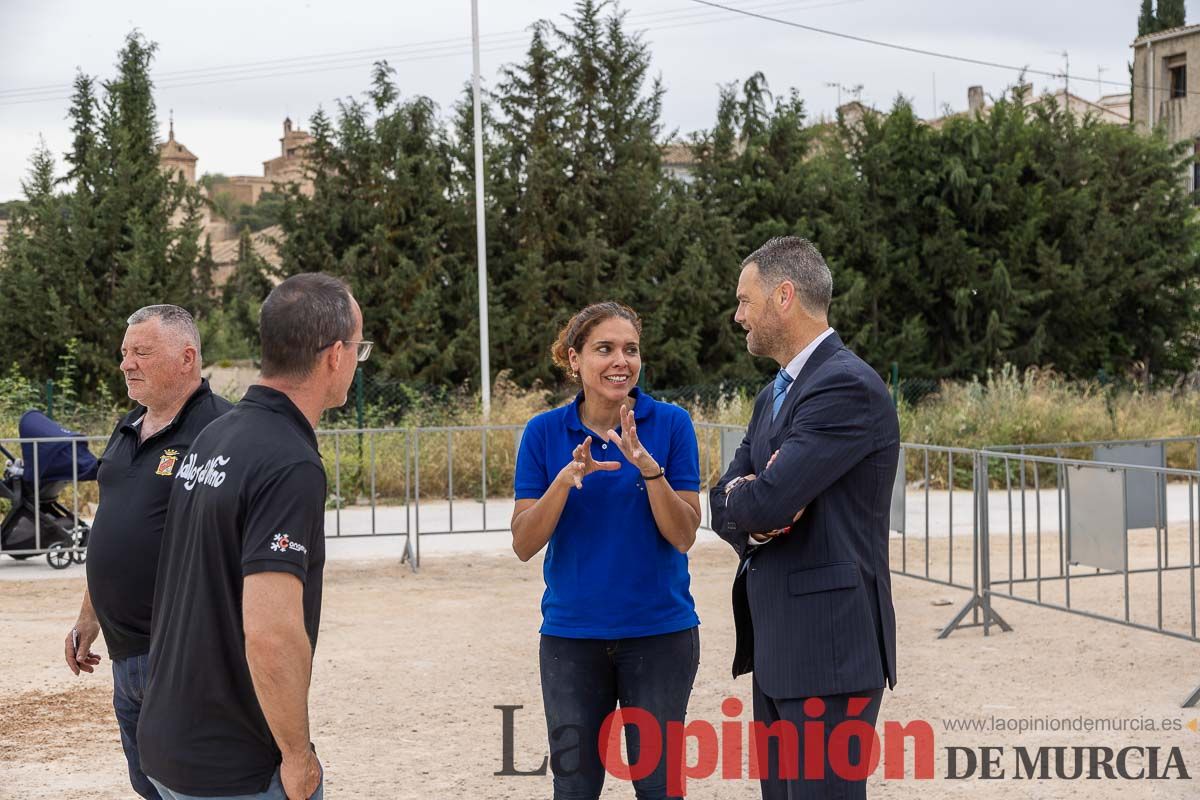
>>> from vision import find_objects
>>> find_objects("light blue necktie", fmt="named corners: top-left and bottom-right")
top-left (771, 368), bottom-right (794, 421)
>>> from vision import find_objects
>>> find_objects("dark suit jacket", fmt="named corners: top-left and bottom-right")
top-left (709, 332), bottom-right (899, 699)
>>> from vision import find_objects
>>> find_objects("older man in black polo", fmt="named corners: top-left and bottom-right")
top-left (64, 305), bottom-right (232, 800)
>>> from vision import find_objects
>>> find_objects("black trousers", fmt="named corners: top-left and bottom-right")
top-left (752, 677), bottom-right (884, 800)
top-left (540, 627), bottom-right (700, 800)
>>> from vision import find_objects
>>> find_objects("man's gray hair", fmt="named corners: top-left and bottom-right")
top-left (742, 236), bottom-right (833, 316)
top-left (127, 304), bottom-right (202, 361)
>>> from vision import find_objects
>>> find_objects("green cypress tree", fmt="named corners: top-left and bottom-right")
top-left (22, 32), bottom-right (205, 389)
top-left (0, 142), bottom-right (74, 372)
top-left (1138, 0), bottom-right (1158, 35)
top-left (487, 22), bottom-right (571, 387)
top-left (279, 62), bottom-right (473, 383)
top-left (222, 226), bottom-right (272, 349)
top-left (488, 2), bottom-right (691, 386)
top-left (1157, 0), bottom-right (1185, 29)
top-left (193, 235), bottom-right (217, 320)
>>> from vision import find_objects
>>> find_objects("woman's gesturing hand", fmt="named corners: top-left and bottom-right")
top-left (555, 436), bottom-right (621, 490)
top-left (606, 404), bottom-right (660, 477)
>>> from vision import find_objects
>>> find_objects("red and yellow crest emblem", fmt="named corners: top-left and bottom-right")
top-left (156, 449), bottom-right (180, 476)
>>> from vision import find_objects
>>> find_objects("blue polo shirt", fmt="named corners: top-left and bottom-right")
top-left (514, 387), bottom-right (701, 639)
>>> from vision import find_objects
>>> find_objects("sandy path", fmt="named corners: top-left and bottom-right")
top-left (1, 540), bottom-right (1199, 799)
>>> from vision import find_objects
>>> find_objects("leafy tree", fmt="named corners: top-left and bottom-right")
top-left (233, 191), bottom-right (286, 232)
top-left (198, 172), bottom-right (229, 192)
top-left (6, 16), bottom-right (1199, 397)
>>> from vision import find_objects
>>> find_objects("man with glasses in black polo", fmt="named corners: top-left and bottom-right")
top-left (138, 274), bottom-right (371, 800)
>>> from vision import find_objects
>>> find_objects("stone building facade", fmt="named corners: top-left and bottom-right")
top-left (157, 117), bottom-right (313, 201)
top-left (157, 120), bottom-right (198, 184)
top-left (218, 117), bottom-right (315, 204)
top-left (156, 117), bottom-right (306, 288)
top-left (1132, 24), bottom-right (1200, 189)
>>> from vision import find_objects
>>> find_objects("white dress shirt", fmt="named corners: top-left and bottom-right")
top-left (778, 327), bottom-right (836, 401)
top-left (734, 326), bottom-right (836, 547)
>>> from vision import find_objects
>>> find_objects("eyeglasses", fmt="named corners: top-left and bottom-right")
top-left (320, 339), bottom-right (374, 362)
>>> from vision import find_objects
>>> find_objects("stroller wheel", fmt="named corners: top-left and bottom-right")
top-left (70, 526), bottom-right (89, 565)
top-left (46, 542), bottom-right (71, 570)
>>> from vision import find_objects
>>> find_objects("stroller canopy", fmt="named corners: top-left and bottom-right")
top-left (18, 410), bottom-right (100, 483)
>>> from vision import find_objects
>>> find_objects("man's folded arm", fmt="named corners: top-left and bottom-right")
top-left (709, 420), bottom-right (757, 557)
top-left (726, 377), bottom-right (876, 533)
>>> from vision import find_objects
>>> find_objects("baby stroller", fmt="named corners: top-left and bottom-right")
top-left (0, 410), bottom-right (99, 569)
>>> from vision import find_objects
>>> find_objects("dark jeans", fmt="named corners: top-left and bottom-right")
top-left (752, 678), bottom-right (884, 800)
top-left (540, 627), bottom-right (700, 800)
top-left (112, 653), bottom-right (161, 800)
top-left (149, 768), bottom-right (323, 800)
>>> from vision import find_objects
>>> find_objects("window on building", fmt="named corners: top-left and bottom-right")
top-left (1194, 140), bottom-right (1200, 205)
top-left (1168, 57), bottom-right (1187, 99)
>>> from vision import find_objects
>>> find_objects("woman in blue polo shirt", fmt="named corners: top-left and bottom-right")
top-left (512, 301), bottom-right (702, 800)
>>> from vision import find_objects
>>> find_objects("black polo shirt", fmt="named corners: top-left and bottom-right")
top-left (138, 385), bottom-right (327, 796)
top-left (86, 379), bottom-right (232, 661)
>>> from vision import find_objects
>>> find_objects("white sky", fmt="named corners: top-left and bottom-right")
top-left (0, 0), bottom-right (1180, 200)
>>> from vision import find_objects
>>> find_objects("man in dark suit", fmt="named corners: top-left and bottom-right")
top-left (710, 236), bottom-right (899, 799)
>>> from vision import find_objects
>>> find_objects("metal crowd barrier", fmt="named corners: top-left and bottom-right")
top-left (0, 434), bottom-right (106, 568)
top-left (888, 444), bottom-right (990, 599)
top-left (7, 422), bottom-right (1200, 705)
top-left (314, 422), bottom-right (745, 574)
top-left (986, 435), bottom-right (1200, 474)
top-left (0, 422), bottom-right (743, 572)
top-left (958, 448), bottom-right (1200, 706)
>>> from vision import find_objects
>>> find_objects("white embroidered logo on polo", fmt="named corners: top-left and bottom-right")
top-left (176, 452), bottom-right (231, 491)
top-left (270, 532), bottom-right (307, 554)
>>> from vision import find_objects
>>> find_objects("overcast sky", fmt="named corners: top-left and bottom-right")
top-left (0, 0), bottom-right (1183, 200)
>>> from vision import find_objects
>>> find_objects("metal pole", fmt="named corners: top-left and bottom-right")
top-left (924, 450), bottom-right (930, 579)
top-left (334, 433), bottom-right (342, 537)
top-left (471, 0), bottom-right (492, 418)
top-left (972, 454), bottom-right (979, 624)
top-left (1005, 456), bottom-right (1013, 595)
top-left (1149, 42), bottom-right (1155, 128)
top-left (370, 431), bottom-right (377, 536)
top-left (948, 452), bottom-right (954, 586)
top-left (1063, 50), bottom-right (1069, 115)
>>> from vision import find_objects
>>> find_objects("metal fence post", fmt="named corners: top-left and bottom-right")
top-left (355, 369), bottom-right (365, 479)
top-left (939, 449), bottom-right (1012, 638)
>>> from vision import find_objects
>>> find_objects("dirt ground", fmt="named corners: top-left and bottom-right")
top-left (2, 536), bottom-right (1199, 799)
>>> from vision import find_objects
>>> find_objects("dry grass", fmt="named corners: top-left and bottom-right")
top-left (899, 366), bottom-right (1200, 487)
top-left (2, 368), bottom-right (1198, 502)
